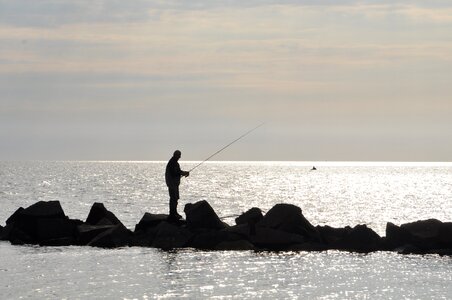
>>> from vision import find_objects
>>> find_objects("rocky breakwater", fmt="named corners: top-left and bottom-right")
top-left (1, 200), bottom-right (452, 255)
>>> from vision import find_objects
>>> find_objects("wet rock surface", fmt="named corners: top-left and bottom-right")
top-left (1, 200), bottom-right (452, 255)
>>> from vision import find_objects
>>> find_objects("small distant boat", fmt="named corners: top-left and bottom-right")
top-left (311, 166), bottom-right (317, 171)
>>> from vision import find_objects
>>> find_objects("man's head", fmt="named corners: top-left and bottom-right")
top-left (173, 150), bottom-right (181, 160)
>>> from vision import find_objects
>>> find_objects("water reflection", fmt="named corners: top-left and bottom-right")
top-left (1, 162), bottom-right (452, 298)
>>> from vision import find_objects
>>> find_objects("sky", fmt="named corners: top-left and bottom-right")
top-left (1, 0), bottom-right (451, 161)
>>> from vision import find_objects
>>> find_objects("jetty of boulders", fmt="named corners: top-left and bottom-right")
top-left (1, 200), bottom-right (451, 255)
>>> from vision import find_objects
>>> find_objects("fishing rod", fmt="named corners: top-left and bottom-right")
top-left (188, 122), bottom-right (265, 173)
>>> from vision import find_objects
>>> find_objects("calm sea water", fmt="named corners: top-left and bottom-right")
top-left (1, 161), bottom-right (452, 299)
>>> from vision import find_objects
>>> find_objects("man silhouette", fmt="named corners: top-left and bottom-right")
top-left (165, 150), bottom-right (189, 219)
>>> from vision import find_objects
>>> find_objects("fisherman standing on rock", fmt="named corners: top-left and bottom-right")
top-left (165, 150), bottom-right (189, 220)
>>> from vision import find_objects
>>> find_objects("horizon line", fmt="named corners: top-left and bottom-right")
top-left (1, 160), bottom-right (452, 166)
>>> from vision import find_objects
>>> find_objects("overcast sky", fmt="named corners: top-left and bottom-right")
top-left (1, 0), bottom-right (451, 161)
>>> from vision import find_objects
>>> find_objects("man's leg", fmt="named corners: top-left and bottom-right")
top-left (168, 187), bottom-right (181, 218)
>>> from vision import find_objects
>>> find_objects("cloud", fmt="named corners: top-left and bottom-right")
top-left (2, 0), bottom-right (452, 28)
top-left (0, 0), bottom-right (153, 27)
top-left (1, 0), bottom-right (452, 160)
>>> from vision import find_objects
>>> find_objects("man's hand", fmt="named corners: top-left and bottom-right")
top-left (184, 171), bottom-right (190, 177)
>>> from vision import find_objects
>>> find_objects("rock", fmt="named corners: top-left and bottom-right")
top-left (85, 203), bottom-right (122, 226)
top-left (19, 201), bottom-right (66, 219)
top-left (259, 204), bottom-right (320, 241)
top-left (184, 200), bottom-right (228, 230)
top-left (2, 201), bottom-right (74, 243)
top-left (438, 223), bottom-right (452, 248)
top-left (88, 224), bottom-right (132, 248)
top-left (222, 223), bottom-right (256, 238)
top-left (401, 219), bottom-right (444, 239)
top-left (189, 229), bottom-right (244, 250)
top-left (397, 219), bottom-right (445, 251)
top-left (130, 222), bottom-right (166, 247)
top-left (5, 226), bottom-right (33, 245)
top-left (189, 230), bottom-right (224, 250)
top-left (432, 248), bottom-right (452, 256)
top-left (287, 242), bottom-right (328, 251)
top-left (235, 207), bottom-right (263, 225)
top-left (151, 221), bottom-right (193, 249)
top-left (36, 218), bottom-right (82, 242)
top-left (249, 226), bottom-right (305, 250)
top-left (165, 218), bottom-right (187, 226)
top-left (396, 244), bottom-right (424, 255)
top-left (5, 207), bottom-right (25, 225)
top-left (129, 231), bottom-right (154, 247)
top-left (95, 218), bottom-right (116, 226)
top-left (215, 240), bottom-right (255, 251)
top-left (383, 222), bottom-right (414, 250)
top-left (134, 213), bottom-right (169, 233)
top-left (3, 200), bottom-right (452, 254)
top-left (333, 224), bottom-right (382, 253)
top-left (77, 224), bottom-right (116, 245)
top-left (0, 224), bottom-right (11, 241)
top-left (317, 225), bottom-right (352, 245)
top-left (39, 237), bottom-right (76, 247)
top-left (223, 223), bottom-right (309, 250)
top-left (131, 215), bottom-right (180, 247)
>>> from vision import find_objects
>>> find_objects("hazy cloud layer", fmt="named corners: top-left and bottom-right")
top-left (1, 1), bottom-right (451, 160)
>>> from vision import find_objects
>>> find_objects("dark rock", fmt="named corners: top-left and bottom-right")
top-left (129, 232), bottom-right (154, 247)
top-left (224, 223), bottom-right (311, 251)
top-left (6, 226), bottom-right (33, 245)
top-left (184, 200), bottom-right (228, 230)
top-left (35, 218), bottom-right (79, 242)
top-left (398, 219), bottom-right (445, 250)
top-left (333, 224), bottom-right (382, 252)
top-left (189, 230), bottom-right (224, 250)
top-left (401, 219), bottom-right (444, 239)
top-left (383, 222), bottom-right (414, 250)
top-left (3, 201), bottom-right (72, 243)
top-left (222, 223), bottom-right (256, 239)
top-left (132, 217), bottom-right (179, 248)
top-left (85, 202), bottom-right (122, 226)
top-left (222, 224), bottom-right (255, 239)
top-left (396, 244), bottom-right (424, 255)
top-left (235, 207), bottom-right (263, 225)
top-left (215, 240), bottom-right (255, 251)
top-left (134, 213), bottom-right (169, 233)
top-left (4, 200), bottom-right (452, 254)
top-left (165, 218), bottom-right (187, 226)
top-left (11, 238), bottom-right (27, 246)
top-left (288, 242), bottom-right (328, 251)
top-left (151, 221), bottom-right (193, 249)
top-left (438, 223), bottom-right (452, 248)
top-left (20, 201), bottom-right (66, 219)
top-left (5, 207), bottom-right (25, 225)
top-left (317, 225), bottom-right (352, 245)
top-left (77, 224), bottom-right (116, 245)
top-left (432, 248), bottom-right (452, 256)
top-left (189, 229), bottom-right (244, 250)
top-left (259, 204), bottom-right (320, 241)
top-left (249, 226), bottom-right (305, 250)
top-left (95, 218), bottom-right (116, 226)
top-left (130, 221), bottom-right (166, 247)
top-left (39, 237), bottom-right (76, 247)
top-left (0, 224), bottom-right (12, 241)
top-left (88, 224), bottom-right (132, 248)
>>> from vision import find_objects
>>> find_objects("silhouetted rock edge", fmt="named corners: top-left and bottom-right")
top-left (1, 200), bottom-right (452, 256)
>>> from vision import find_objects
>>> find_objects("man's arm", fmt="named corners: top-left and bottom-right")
top-left (170, 161), bottom-right (189, 177)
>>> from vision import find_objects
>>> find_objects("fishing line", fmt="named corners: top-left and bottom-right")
top-left (188, 122), bottom-right (265, 173)
top-left (219, 209), bottom-right (268, 220)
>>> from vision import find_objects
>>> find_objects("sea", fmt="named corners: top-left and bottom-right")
top-left (1, 161), bottom-right (452, 299)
